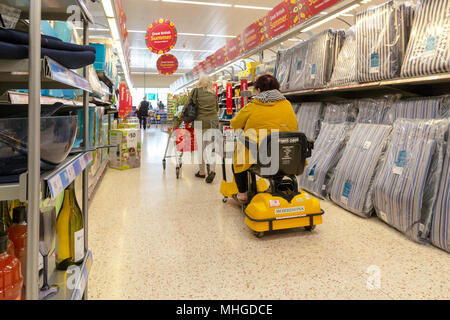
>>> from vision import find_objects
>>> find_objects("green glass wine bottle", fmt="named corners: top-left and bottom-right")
top-left (55, 183), bottom-right (85, 270)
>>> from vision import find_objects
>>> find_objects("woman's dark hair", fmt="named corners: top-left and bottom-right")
top-left (254, 74), bottom-right (280, 92)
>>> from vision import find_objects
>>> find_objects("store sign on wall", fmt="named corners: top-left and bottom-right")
top-left (214, 47), bottom-right (227, 66)
top-left (145, 19), bottom-right (178, 54)
top-left (157, 54), bottom-right (179, 75)
top-left (269, 0), bottom-right (300, 38)
top-left (242, 22), bottom-right (260, 52)
top-left (226, 35), bottom-right (242, 61)
top-left (298, 0), bottom-right (342, 22)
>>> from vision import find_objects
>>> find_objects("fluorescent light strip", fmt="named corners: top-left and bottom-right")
top-left (206, 34), bottom-right (235, 38)
top-left (130, 47), bottom-right (213, 52)
top-left (233, 5), bottom-right (271, 10)
top-left (178, 32), bottom-right (206, 36)
top-left (302, 4), bottom-right (360, 32)
top-left (161, 0), bottom-right (231, 7)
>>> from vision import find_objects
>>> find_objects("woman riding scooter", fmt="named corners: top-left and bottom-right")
top-left (230, 74), bottom-right (298, 204)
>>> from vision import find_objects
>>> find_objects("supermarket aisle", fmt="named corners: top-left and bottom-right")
top-left (87, 127), bottom-right (449, 300)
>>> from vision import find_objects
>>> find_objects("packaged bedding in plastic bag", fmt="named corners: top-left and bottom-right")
top-left (287, 41), bottom-right (309, 91)
top-left (323, 102), bottom-right (358, 124)
top-left (303, 29), bottom-right (337, 89)
top-left (388, 96), bottom-right (450, 123)
top-left (373, 118), bottom-right (448, 242)
top-left (330, 123), bottom-right (392, 217)
top-left (356, 98), bottom-right (392, 124)
top-left (298, 122), bottom-right (353, 198)
top-left (356, 1), bottom-right (415, 83)
top-left (401, 0), bottom-right (450, 77)
top-left (330, 27), bottom-right (357, 87)
top-left (295, 102), bottom-right (324, 141)
top-left (430, 134), bottom-right (450, 252)
top-left (274, 48), bottom-right (293, 92)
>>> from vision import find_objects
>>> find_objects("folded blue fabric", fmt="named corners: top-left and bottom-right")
top-left (0, 40), bottom-right (95, 69)
top-left (0, 29), bottom-right (95, 53)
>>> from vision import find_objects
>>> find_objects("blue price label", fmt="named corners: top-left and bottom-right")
top-left (425, 36), bottom-right (437, 51)
top-left (297, 60), bottom-right (303, 71)
top-left (396, 150), bottom-right (407, 168)
top-left (370, 53), bottom-right (379, 68)
top-left (311, 64), bottom-right (316, 75)
top-left (342, 181), bottom-right (352, 199)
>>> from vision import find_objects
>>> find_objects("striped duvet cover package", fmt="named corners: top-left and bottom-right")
top-left (330, 28), bottom-right (357, 87)
top-left (299, 122), bottom-right (352, 198)
top-left (324, 102), bottom-right (358, 124)
top-left (356, 98), bottom-right (392, 124)
top-left (373, 118), bottom-right (448, 242)
top-left (330, 124), bottom-right (392, 217)
top-left (356, 1), bottom-right (414, 83)
top-left (303, 29), bottom-right (336, 89)
top-left (288, 41), bottom-right (309, 91)
top-left (295, 102), bottom-right (324, 141)
top-left (388, 97), bottom-right (450, 123)
top-left (430, 136), bottom-right (450, 252)
top-left (274, 49), bottom-right (293, 91)
top-left (401, 0), bottom-right (450, 77)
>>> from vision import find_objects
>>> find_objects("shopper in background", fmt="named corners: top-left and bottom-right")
top-left (158, 100), bottom-right (165, 111)
top-left (137, 96), bottom-right (150, 130)
top-left (189, 74), bottom-right (219, 183)
top-left (230, 74), bottom-right (298, 204)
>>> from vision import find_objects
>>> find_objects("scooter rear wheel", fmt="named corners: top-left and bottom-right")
top-left (253, 231), bottom-right (264, 238)
top-left (305, 225), bottom-right (316, 231)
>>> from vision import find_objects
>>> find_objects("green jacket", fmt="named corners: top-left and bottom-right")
top-left (188, 87), bottom-right (219, 122)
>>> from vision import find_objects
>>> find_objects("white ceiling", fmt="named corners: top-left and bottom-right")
top-left (86, 0), bottom-right (413, 88)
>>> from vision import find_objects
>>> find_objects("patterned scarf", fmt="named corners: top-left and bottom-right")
top-left (253, 89), bottom-right (286, 104)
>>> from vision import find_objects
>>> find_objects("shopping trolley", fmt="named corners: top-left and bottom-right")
top-left (162, 118), bottom-right (197, 179)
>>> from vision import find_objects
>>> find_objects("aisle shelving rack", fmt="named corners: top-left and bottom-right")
top-left (0, 0), bottom-right (95, 300)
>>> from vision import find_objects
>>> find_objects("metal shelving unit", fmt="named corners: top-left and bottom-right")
top-left (283, 73), bottom-right (450, 102)
top-left (0, 0), bottom-right (94, 300)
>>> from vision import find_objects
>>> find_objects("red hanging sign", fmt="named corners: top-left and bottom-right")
top-left (226, 82), bottom-right (233, 115)
top-left (268, 0), bottom-right (300, 38)
top-left (199, 61), bottom-right (207, 75)
top-left (119, 83), bottom-right (128, 118)
top-left (242, 22), bottom-right (261, 52)
top-left (157, 54), bottom-right (179, 75)
top-left (226, 36), bottom-right (242, 61)
top-left (298, 0), bottom-right (342, 22)
top-left (240, 79), bottom-right (248, 109)
top-left (214, 47), bottom-right (227, 66)
top-left (256, 16), bottom-right (271, 43)
top-left (213, 83), bottom-right (218, 97)
top-left (145, 19), bottom-right (178, 54)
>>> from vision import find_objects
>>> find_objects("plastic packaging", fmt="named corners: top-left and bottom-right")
top-left (430, 133), bottom-right (450, 252)
top-left (330, 123), bottom-right (392, 217)
top-left (373, 118), bottom-right (448, 242)
top-left (401, 0), bottom-right (450, 77)
top-left (329, 27), bottom-right (357, 87)
top-left (287, 40), bottom-right (309, 91)
top-left (274, 49), bottom-right (293, 92)
top-left (388, 96), bottom-right (450, 124)
top-left (298, 122), bottom-right (352, 198)
top-left (323, 102), bottom-right (358, 124)
top-left (295, 102), bottom-right (324, 141)
top-left (303, 29), bottom-right (337, 89)
top-left (356, 98), bottom-right (392, 124)
top-left (356, 1), bottom-right (415, 83)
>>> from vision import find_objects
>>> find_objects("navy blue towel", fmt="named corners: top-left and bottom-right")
top-left (0, 40), bottom-right (96, 69)
top-left (0, 29), bottom-right (96, 53)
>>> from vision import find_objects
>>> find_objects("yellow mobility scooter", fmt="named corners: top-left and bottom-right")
top-left (221, 131), bottom-right (324, 238)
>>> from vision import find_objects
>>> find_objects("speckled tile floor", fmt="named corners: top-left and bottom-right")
top-left (87, 127), bottom-right (449, 300)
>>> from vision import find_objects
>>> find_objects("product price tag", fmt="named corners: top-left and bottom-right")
top-left (341, 182), bottom-right (352, 204)
top-left (370, 53), bottom-right (380, 74)
top-left (49, 175), bottom-right (63, 199)
top-left (66, 165), bottom-right (76, 182)
top-left (73, 161), bottom-right (82, 176)
top-left (79, 156), bottom-right (86, 168)
top-left (59, 171), bottom-right (70, 188)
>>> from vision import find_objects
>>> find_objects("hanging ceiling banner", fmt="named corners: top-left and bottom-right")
top-left (214, 47), bottom-right (227, 67)
top-left (157, 54), bottom-right (179, 75)
top-left (226, 35), bottom-right (242, 61)
top-left (242, 22), bottom-right (261, 52)
top-left (199, 61), bottom-right (207, 75)
top-left (298, 0), bottom-right (342, 22)
top-left (269, 0), bottom-right (300, 38)
top-left (206, 55), bottom-right (215, 73)
top-left (256, 15), bottom-right (271, 43)
top-left (145, 19), bottom-right (178, 54)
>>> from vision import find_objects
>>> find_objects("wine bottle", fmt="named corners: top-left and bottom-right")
top-left (56, 183), bottom-right (85, 270)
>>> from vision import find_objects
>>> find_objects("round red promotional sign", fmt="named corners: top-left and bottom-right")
top-left (157, 54), bottom-right (179, 75)
top-left (145, 19), bottom-right (178, 54)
